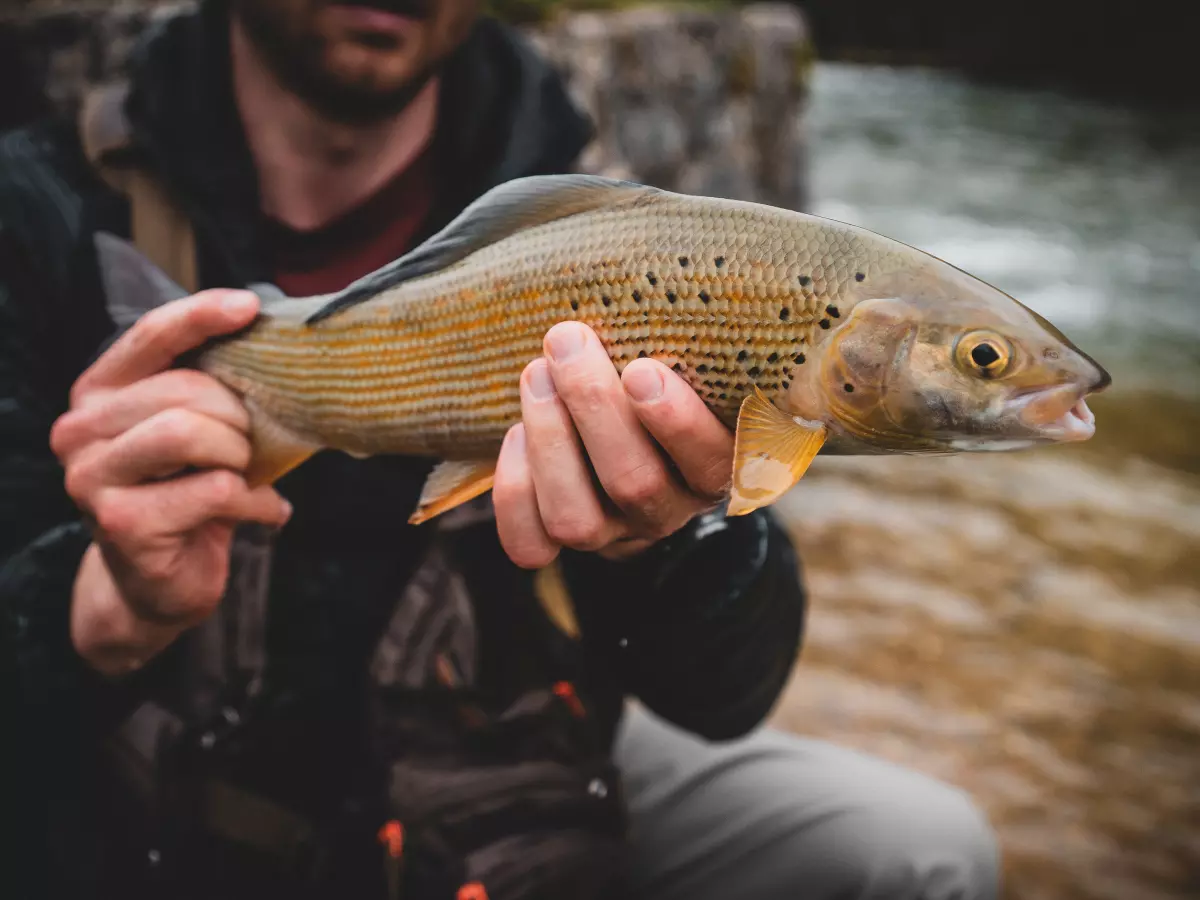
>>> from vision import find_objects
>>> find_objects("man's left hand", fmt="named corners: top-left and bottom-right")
top-left (494, 321), bottom-right (734, 568)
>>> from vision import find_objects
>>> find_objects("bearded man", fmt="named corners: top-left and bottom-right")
top-left (0, 2), bottom-right (999, 898)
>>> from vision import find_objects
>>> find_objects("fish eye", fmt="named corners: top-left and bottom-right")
top-left (955, 330), bottom-right (1012, 378)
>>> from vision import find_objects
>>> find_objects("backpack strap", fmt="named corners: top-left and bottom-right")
top-left (78, 81), bottom-right (199, 293)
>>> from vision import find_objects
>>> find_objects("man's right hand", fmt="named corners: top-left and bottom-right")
top-left (49, 289), bottom-right (292, 677)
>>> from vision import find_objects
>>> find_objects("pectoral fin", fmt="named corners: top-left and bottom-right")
top-left (409, 460), bottom-right (497, 525)
top-left (244, 404), bottom-right (321, 487)
top-left (727, 388), bottom-right (827, 516)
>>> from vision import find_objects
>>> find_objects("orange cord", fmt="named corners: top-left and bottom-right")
top-left (552, 681), bottom-right (585, 717)
top-left (457, 883), bottom-right (489, 900)
top-left (377, 819), bottom-right (404, 859)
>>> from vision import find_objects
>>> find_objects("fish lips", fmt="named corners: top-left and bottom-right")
top-left (1012, 384), bottom-right (1097, 443)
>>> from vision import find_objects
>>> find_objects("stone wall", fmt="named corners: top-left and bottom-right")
top-left (0, 1), bottom-right (813, 210)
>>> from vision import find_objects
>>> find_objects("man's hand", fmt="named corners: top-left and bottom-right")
top-left (494, 322), bottom-right (734, 568)
top-left (49, 289), bottom-right (292, 677)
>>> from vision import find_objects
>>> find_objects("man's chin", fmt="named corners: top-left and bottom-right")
top-left (299, 66), bottom-right (436, 125)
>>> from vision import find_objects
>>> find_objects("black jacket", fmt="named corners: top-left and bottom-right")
top-left (0, 4), bottom-right (807, 897)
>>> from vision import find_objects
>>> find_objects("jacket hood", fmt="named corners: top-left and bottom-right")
top-left (120, 0), bottom-right (594, 284)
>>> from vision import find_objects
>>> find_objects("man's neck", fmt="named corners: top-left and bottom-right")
top-left (230, 17), bottom-right (438, 232)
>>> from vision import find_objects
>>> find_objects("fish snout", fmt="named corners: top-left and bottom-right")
top-left (1088, 359), bottom-right (1113, 394)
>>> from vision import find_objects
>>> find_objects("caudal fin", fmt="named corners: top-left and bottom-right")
top-left (94, 232), bottom-right (190, 331)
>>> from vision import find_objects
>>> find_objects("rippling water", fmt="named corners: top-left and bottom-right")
top-left (768, 63), bottom-right (1200, 900)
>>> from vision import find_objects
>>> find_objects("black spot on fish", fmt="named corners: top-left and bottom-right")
top-left (602, 295), bottom-right (611, 307)
top-left (632, 290), bottom-right (642, 303)
top-left (737, 350), bottom-right (748, 362)
top-left (715, 256), bottom-right (726, 268)
top-left (679, 256), bottom-right (690, 267)
top-left (844, 383), bottom-right (855, 393)
top-left (638, 350), bottom-right (647, 359)
top-left (798, 275), bottom-right (811, 287)
top-left (826, 305), bottom-right (840, 318)
top-left (672, 362), bottom-right (684, 372)
top-left (819, 319), bottom-right (831, 330)
top-left (700, 290), bottom-right (711, 304)
top-left (647, 273), bottom-right (658, 286)
top-left (570, 299), bottom-right (579, 311)
top-left (697, 364), bottom-right (709, 373)
top-left (782, 379), bottom-right (790, 389)
top-left (780, 307), bottom-right (791, 321)
top-left (794, 352), bottom-right (806, 364)
top-left (691, 334), bottom-right (699, 342)
top-left (767, 352), bottom-right (779, 363)
top-left (667, 291), bottom-right (677, 303)
top-left (748, 366), bottom-right (761, 377)
top-left (719, 393), bottom-right (728, 400)
top-left (855, 272), bottom-right (866, 282)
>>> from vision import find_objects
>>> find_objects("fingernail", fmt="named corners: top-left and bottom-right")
top-left (221, 291), bottom-right (257, 314)
top-left (624, 364), bottom-right (663, 403)
top-left (545, 323), bottom-right (586, 362)
top-left (280, 500), bottom-right (293, 520)
top-left (526, 361), bottom-right (556, 400)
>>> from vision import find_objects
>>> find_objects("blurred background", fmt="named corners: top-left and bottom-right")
top-left (2, 1), bottom-right (1197, 898)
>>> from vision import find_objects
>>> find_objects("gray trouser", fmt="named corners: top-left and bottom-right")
top-left (615, 705), bottom-right (1000, 900)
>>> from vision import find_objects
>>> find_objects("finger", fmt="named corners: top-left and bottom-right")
top-left (519, 357), bottom-right (625, 552)
top-left (621, 358), bottom-right (735, 502)
top-left (68, 409), bottom-right (252, 499)
top-left (74, 289), bottom-right (258, 399)
top-left (93, 470), bottom-right (291, 540)
top-left (51, 369), bottom-right (251, 461)
top-left (543, 322), bottom-right (694, 531)
top-left (493, 424), bottom-right (558, 569)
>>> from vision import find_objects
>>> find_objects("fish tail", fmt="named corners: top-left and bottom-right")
top-left (93, 232), bottom-right (191, 331)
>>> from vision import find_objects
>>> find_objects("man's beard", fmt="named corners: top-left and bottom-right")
top-left (233, 0), bottom-right (441, 126)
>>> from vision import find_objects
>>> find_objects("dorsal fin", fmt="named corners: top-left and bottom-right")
top-left (304, 174), bottom-right (663, 324)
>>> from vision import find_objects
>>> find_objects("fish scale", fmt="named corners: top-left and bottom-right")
top-left (206, 198), bottom-right (892, 458)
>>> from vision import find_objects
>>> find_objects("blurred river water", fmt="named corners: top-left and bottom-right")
top-left (767, 63), bottom-right (1200, 900)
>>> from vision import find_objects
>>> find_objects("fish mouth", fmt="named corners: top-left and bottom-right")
top-left (1013, 385), bottom-right (1097, 442)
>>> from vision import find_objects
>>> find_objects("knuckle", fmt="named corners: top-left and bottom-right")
top-left (67, 378), bottom-right (94, 410)
top-left (150, 408), bottom-right (202, 450)
top-left (131, 305), bottom-right (170, 345)
top-left (49, 413), bottom-right (78, 459)
top-left (63, 464), bottom-right (89, 505)
top-left (202, 469), bottom-right (242, 507)
top-left (92, 490), bottom-right (132, 537)
top-left (511, 543), bottom-right (558, 570)
top-left (64, 452), bottom-right (105, 505)
top-left (491, 473), bottom-right (524, 510)
top-left (544, 512), bottom-right (608, 551)
top-left (135, 552), bottom-right (179, 587)
top-left (561, 374), bottom-right (611, 415)
top-left (608, 462), bottom-right (668, 512)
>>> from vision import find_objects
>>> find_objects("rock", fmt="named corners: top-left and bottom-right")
top-left (532, 3), bottom-right (811, 208)
top-left (1, 0), bottom-right (813, 210)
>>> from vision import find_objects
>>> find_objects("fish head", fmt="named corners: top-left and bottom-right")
top-left (804, 268), bottom-right (1111, 453)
